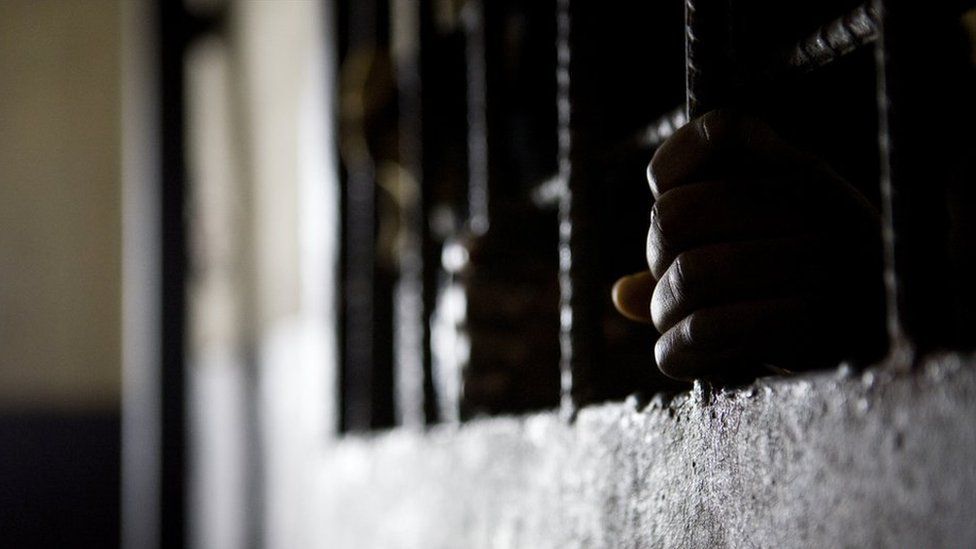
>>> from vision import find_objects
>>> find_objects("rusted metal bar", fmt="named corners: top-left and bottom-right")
top-left (785, 3), bottom-right (879, 74)
top-left (685, 0), bottom-right (736, 118)
top-left (557, 0), bottom-right (605, 415)
top-left (533, 3), bottom-right (880, 210)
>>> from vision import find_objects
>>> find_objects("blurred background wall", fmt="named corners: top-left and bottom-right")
top-left (182, 2), bottom-right (339, 547)
top-left (0, 0), bottom-right (122, 546)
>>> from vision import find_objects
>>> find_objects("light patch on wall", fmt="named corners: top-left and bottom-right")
top-left (0, 0), bottom-right (122, 411)
top-left (185, 35), bottom-right (250, 549)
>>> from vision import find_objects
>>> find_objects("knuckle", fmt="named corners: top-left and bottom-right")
top-left (646, 204), bottom-right (669, 272)
top-left (646, 158), bottom-right (659, 196)
top-left (653, 336), bottom-right (677, 378)
top-left (681, 312), bottom-right (699, 347)
top-left (698, 109), bottom-right (732, 146)
top-left (649, 199), bottom-right (662, 230)
top-left (655, 326), bottom-right (695, 381)
top-left (652, 254), bottom-right (691, 334)
top-left (700, 109), bottom-right (760, 150)
top-left (668, 252), bottom-right (691, 302)
top-left (649, 197), bottom-right (675, 246)
top-left (682, 309), bottom-right (709, 348)
top-left (649, 203), bottom-right (665, 242)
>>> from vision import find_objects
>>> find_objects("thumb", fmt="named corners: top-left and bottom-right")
top-left (611, 271), bottom-right (656, 323)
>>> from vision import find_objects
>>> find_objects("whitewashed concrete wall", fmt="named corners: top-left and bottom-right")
top-left (316, 355), bottom-right (976, 548)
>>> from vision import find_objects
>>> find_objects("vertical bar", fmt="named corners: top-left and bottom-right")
top-left (417, 0), bottom-right (451, 426)
top-left (158, 1), bottom-right (188, 546)
top-left (456, 0), bottom-right (561, 417)
top-left (875, 0), bottom-right (974, 361)
top-left (340, 0), bottom-right (375, 432)
top-left (339, 0), bottom-right (396, 431)
top-left (341, 151), bottom-right (378, 430)
top-left (455, 0), bottom-right (495, 421)
top-left (464, 0), bottom-right (490, 235)
top-left (392, 0), bottom-right (429, 428)
top-left (685, 0), bottom-right (735, 118)
top-left (557, 0), bottom-right (602, 414)
top-left (121, 0), bottom-right (161, 547)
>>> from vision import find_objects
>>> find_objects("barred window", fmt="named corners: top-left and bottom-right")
top-left (334, 0), bottom-right (976, 428)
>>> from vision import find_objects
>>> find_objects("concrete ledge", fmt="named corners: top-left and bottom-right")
top-left (317, 355), bottom-right (976, 548)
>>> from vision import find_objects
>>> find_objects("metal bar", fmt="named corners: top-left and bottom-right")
top-left (392, 0), bottom-right (428, 429)
top-left (557, 0), bottom-right (604, 415)
top-left (158, 1), bottom-right (189, 546)
top-left (441, 0), bottom-right (488, 422)
top-left (338, 0), bottom-right (396, 431)
top-left (556, 0), bottom-right (574, 415)
top-left (785, 3), bottom-right (879, 75)
top-left (685, 0), bottom-right (736, 118)
top-left (532, 3), bottom-right (879, 210)
top-left (341, 159), bottom-right (378, 431)
top-left (875, 0), bottom-right (974, 361)
top-left (417, 0), bottom-right (448, 427)
top-left (464, 1), bottom-right (490, 236)
top-left (452, 0), bottom-right (563, 419)
top-left (621, 3), bottom-right (883, 151)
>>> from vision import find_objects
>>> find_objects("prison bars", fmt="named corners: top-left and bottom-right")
top-left (556, 0), bottom-right (576, 414)
top-left (875, 0), bottom-right (976, 361)
top-left (554, 0), bottom-right (972, 411)
top-left (553, 0), bottom-right (876, 411)
top-left (534, 3), bottom-right (881, 211)
top-left (339, 0), bottom-right (396, 431)
top-left (391, 0), bottom-right (431, 429)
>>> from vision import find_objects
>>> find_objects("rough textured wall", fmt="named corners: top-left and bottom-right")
top-left (318, 354), bottom-right (976, 548)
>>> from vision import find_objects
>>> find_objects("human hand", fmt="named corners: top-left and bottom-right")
top-left (612, 110), bottom-right (885, 382)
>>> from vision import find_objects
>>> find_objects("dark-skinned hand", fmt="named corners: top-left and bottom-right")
top-left (612, 110), bottom-right (885, 383)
